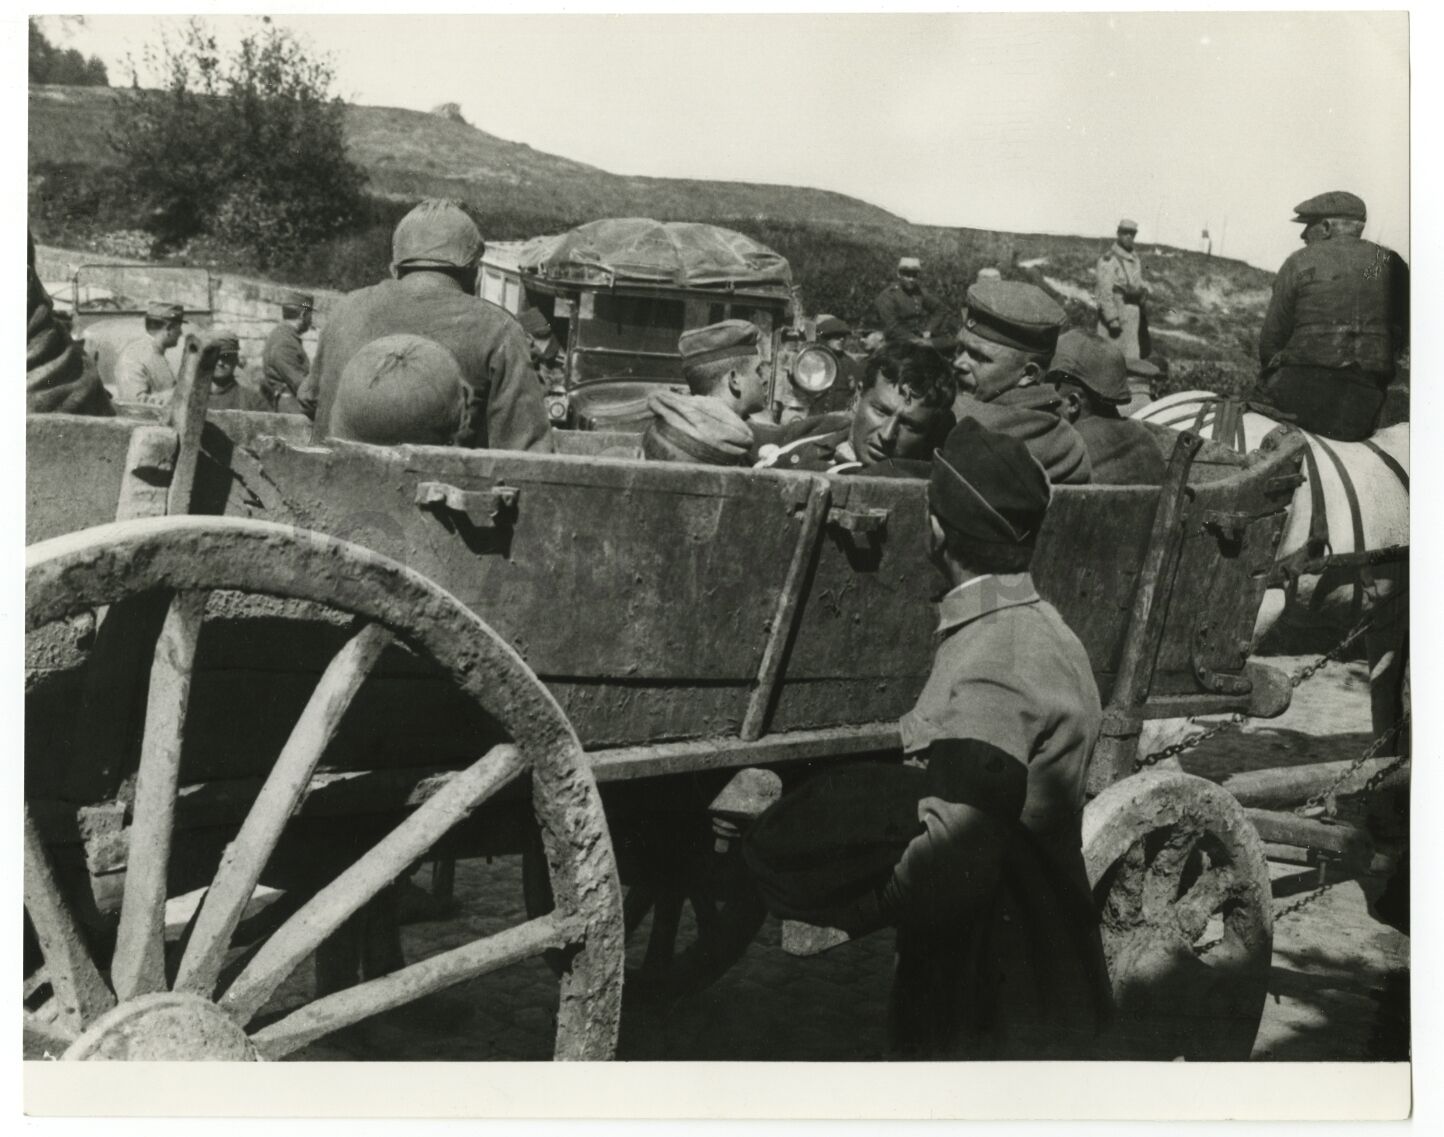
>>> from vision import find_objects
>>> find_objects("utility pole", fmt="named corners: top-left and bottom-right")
top-left (1219, 215), bottom-right (1228, 258)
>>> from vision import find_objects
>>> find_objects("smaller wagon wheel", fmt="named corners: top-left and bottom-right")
top-left (1082, 769), bottom-right (1273, 1061)
top-left (24, 516), bottom-right (622, 1061)
top-left (523, 811), bottom-right (767, 1004)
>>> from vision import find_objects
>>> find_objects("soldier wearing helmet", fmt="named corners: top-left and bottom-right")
top-left (300, 199), bottom-right (554, 452)
top-left (1254, 191), bottom-right (1409, 441)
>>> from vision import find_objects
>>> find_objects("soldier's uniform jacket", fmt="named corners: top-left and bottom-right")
top-left (1094, 242), bottom-right (1148, 326)
top-left (893, 573), bottom-right (1111, 1058)
top-left (867, 283), bottom-right (949, 343)
top-left (954, 387), bottom-right (1092, 485)
top-left (302, 274), bottom-right (554, 453)
top-left (113, 337), bottom-right (176, 406)
top-left (752, 411), bottom-right (859, 473)
top-left (1072, 414), bottom-right (1166, 485)
top-left (262, 322), bottom-right (311, 414)
top-left (208, 378), bottom-right (274, 413)
top-left (1258, 235), bottom-right (1409, 377)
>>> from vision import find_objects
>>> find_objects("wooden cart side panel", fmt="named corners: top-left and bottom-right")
top-left (26, 417), bottom-right (138, 544)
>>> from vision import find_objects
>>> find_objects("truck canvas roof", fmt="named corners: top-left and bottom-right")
top-left (514, 218), bottom-right (793, 297)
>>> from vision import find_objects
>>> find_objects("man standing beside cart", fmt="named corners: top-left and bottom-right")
top-left (301, 198), bottom-right (554, 453)
top-left (261, 290), bottom-right (315, 414)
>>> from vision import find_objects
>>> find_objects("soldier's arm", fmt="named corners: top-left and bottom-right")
top-left (271, 334), bottom-right (311, 396)
top-left (1389, 252), bottom-right (1410, 350)
top-left (483, 325), bottom-right (556, 453)
top-left (922, 290), bottom-right (951, 336)
top-left (112, 349), bottom-right (150, 403)
top-left (296, 335), bottom-right (322, 418)
top-left (1258, 259), bottom-right (1297, 368)
top-left (1095, 257), bottom-right (1122, 325)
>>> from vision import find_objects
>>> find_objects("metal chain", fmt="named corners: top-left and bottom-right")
top-left (1135, 713), bottom-right (1244, 770)
top-left (1286, 610), bottom-right (1378, 691)
top-left (1294, 714), bottom-right (1409, 817)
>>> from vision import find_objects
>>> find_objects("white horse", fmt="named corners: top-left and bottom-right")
top-left (1134, 390), bottom-right (1409, 750)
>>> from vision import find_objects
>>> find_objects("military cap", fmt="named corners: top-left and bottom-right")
top-left (975, 267), bottom-right (1003, 283)
top-left (207, 328), bottom-right (241, 354)
top-left (643, 390), bottom-right (753, 466)
top-left (1292, 191), bottom-right (1366, 223)
top-left (931, 419), bottom-right (1051, 547)
top-left (678, 319), bottom-right (760, 368)
top-left (145, 300), bottom-right (185, 322)
top-left (329, 333), bottom-right (467, 447)
top-left (815, 315), bottom-right (850, 338)
top-left (517, 307), bottom-right (552, 337)
top-left (962, 280), bottom-right (1065, 353)
top-left (1117, 218), bottom-right (1139, 233)
top-left (1047, 329), bottom-right (1130, 405)
top-left (1125, 357), bottom-right (1161, 379)
top-left (392, 199), bottom-right (484, 270)
top-left (280, 290), bottom-right (315, 310)
top-left (897, 256), bottom-right (923, 272)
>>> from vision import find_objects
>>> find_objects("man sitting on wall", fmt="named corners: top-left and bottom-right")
top-left (951, 281), bottom-right (1091, 485)
top-left (754, 342), bottom-right (954, 477)
top-left (641, 320), bottom-right (766, 467)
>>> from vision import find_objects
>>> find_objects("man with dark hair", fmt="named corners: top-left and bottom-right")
top-left (641, 320), bottom-right (765, 466)
top-left (744, 418), bottom-right (1111, 1058)
top-left (1047, 330), bottom-right (1166, 485)
top-left (114, 301), bottom-right (184, 405)
top-left (1254, 191), bottom-right (1409, 441)
top-left (261, 290), bottom-right (314, 414)
top-left (952, 280), bottom-right (1091, 484)
top-left (754, 342), bottom-right (954, 475)
top-left (866, 256), bottom-right (949, 346)
top-left (301, 198), bottom-right (553, 453)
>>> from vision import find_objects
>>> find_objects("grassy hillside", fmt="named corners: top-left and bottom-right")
top-left (29, 82), bottom-right (1275, 380)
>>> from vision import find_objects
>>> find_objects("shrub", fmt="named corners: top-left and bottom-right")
top-left (108, 18), bottom-right (367, 268)
top-left (30, 18), bottom-right (109, 87)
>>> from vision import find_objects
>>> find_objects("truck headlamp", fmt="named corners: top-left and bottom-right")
top-left (791, 346), bottom-right (838, 394)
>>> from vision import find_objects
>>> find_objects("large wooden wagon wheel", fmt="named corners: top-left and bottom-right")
top-left (24, 516), bottom-right (623, 1060)
top-left (1082, 769), bottom-right (1273, 1061)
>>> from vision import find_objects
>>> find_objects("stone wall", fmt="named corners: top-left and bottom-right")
top-left (34, 244), bottom-right (344, 386)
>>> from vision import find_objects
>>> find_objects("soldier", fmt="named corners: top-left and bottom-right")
top-left (1095, 219), bottom-right (1151, 362)
top-left (26, 231), bottom-right (112, 416)
top-left (517, 307), bottom-right (560, 368)
top-left (866, 256), bottom-right (949, 345)
top-left (261, 290), bottom-right (315, 414)
top-left (754, 342), bottom-right (954, 476)
top-left (205, 329), bottom-right (272, 412)
top-left (113, 301), bottom-right (184, 406)
top-left (744, 419), bottom-right (1112, 1059)
top-left (952, 280), bottom-right (1091, 484)
top-left (1253, 191), bottom-right (1409, 441)
top-left (328, 334), bottom-right (468, 447)
top-left (814, 314), bottom-right (865, 403)
top-left (1047, 330), bottom-right (1165, 485)
top-left (301, 198), bottom-right (554, 453)
top-left (641, 320), bottom-right (765, 467)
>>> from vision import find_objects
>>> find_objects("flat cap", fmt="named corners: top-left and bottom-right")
top-left (207, 328), bottom-right (241, 354)
top-left (678, 319), bottom-right (760, 368)
top-left (815, 315), bottom-right (850, 338)
top-left (330, 334), bottom-right (467, 447)
top-left (962, 280), bottom-right (1065, 353)
top-left (1047, 329), bottom-right (1130, 404)
top-left (392, 199), bottom-right (484, 270)
top-left (898, 256), bottom-right (922, 272)
top-left (280, 290), bottom-right (314, 310)
top-left (930, 418), bottom-right (1051, 547)
top-left (1292, 191), bottom-right (1366, 223)
top-left (643, 391), bottom-right (753, 466)
top-left (517, 307), bottom-right (552, 337)
top-left (146, 300), bottom-right (185, 322)
top-left (1117, 218), bottom-right (1139, 232)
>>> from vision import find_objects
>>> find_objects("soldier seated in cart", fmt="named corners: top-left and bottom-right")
top-left (640, 320), bottom-right (768, 467)
top-left (752, 342), bottom-right (954, 476)
top-left (1046, 329), bottom-right (1166, 485)
top-left (745, 419), bottom-right (1112, 1059)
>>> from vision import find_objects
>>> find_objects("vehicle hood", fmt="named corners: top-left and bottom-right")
top-left (567, 379), bottom-right (689, 434)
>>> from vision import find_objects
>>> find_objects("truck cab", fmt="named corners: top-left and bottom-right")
top-left (478, 219), bottom-right (839, 431)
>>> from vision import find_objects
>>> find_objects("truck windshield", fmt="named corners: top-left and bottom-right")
top-left (580, 294), bottom-right (686, 354)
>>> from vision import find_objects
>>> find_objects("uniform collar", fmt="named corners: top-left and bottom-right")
top-left (993, 384), bottom-right (1064, 412)
top-left (1111, 241), bottom-right (1139, 260)
top-left (398, 271), bottom-right (466, 296)
top-left (936, 572), bottom-right (1040, 634)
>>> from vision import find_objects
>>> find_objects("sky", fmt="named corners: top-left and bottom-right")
top-left (32, 9), bottom-right (1409, 271)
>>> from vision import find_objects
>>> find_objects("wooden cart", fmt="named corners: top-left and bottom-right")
top-left (25, 339), bottom-right (1305, 1061)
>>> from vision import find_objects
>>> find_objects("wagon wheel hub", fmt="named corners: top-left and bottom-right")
top-left (64, 992), bottom-right (259, 1061)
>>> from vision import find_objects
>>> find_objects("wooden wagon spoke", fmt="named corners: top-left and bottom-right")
top-left (23, 1006), bottom-right (78, 1051)
top-left (250, 911), bottom-right (578, 1059)
top-left (639, 889), bottom-right (684, 980)
top-left (621, 884), bottom-right (656, 935)
top-left (1175, 866), bottom-right (1240, 943)
top-left (174, 622), bottom-right (394, 999)
top-left (220, 744), bottom-right (528, 1023)
top-left (23, 810), bottom-right (116, 1033)
top-left (110, 589), bottom-right (208, 1003)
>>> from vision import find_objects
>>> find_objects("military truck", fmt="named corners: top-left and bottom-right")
top-left (478, 218), bottom-right (843, 431)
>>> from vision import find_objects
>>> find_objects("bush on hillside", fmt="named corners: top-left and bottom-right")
top-left (30, 19), bottom-right (108, 87)
top-left (108, 18), bottom-right (366, 269)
